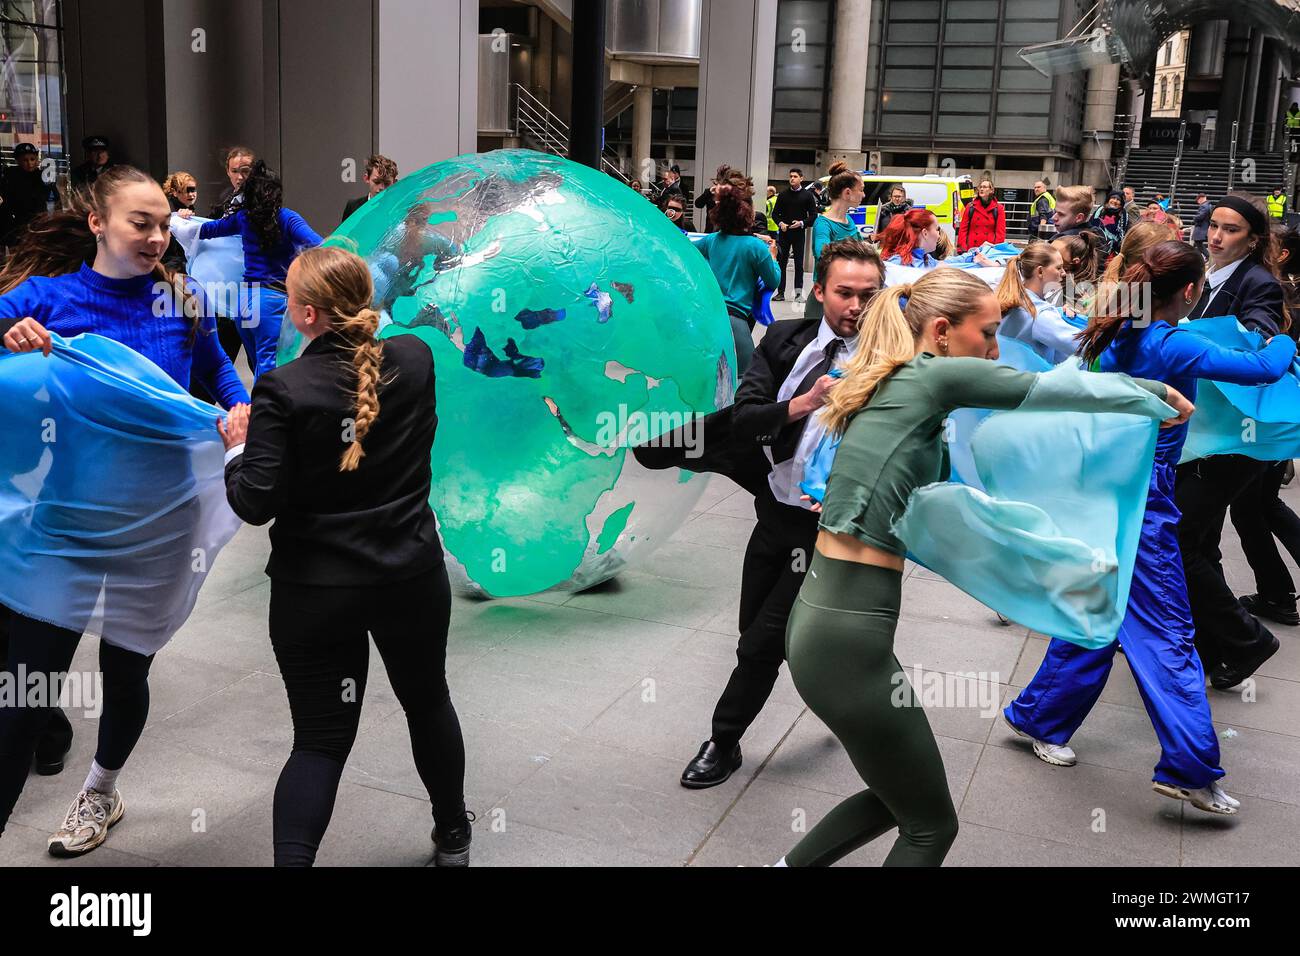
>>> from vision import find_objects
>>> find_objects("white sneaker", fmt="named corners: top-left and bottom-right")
top-left (48, 788), bottom-right (125, 857)
top-left (1152, 779), bottom-right (1241, 815)
top-left (1005, 714), bottom-right (1077, 766)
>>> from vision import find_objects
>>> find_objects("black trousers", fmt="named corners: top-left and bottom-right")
top-left (1230, 460), bottom-right (1300, 602)
top-left (0, 605), bottom-right (73, 768)
top-left (0, 611), bottom-right (154, 836)
top-left (268, 564), bottom-right (465, 866)
top-left (710, 491), bottom-right (819, 750)
top-left (777, 228), bottom-right (807, 295)
top-left (1175, 455), bottom-right (1277, 672)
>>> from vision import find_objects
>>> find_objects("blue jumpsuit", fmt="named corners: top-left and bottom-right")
top-left (1005, 320), bottom-right (1295, 788)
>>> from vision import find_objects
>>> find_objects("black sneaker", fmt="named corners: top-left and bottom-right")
top-left (772, 293), bottom-right (785, 302)
top-left (431, 810), bottom-right (475, 867)
top-left (1239, 593), bottom-right (1300, 627)
top-left (1210, 634), bottom-right (1281, 690)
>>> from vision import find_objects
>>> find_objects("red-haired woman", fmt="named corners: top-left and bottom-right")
top-left (876, 209), bottom-right (995, 269)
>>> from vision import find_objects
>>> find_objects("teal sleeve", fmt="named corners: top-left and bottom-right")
top-left (812, 216), bottom-right (831, 259)
top-left (755, 240), bottom-right (780, 289)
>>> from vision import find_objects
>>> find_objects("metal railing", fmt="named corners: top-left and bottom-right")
top-left (512, 83), bottom-right (629, 182)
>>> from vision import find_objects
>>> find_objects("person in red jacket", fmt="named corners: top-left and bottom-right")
top-left (958, 179), bottom-right (1006, 252)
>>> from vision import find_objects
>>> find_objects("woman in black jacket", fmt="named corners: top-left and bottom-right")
top-left (218, 245), bottom-right (470, 866)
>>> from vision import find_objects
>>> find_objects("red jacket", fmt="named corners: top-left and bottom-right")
top-left (958, 197), bottom-right (1006, 251)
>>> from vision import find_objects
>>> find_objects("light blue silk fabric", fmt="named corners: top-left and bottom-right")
top-left (801, 339), bottom-right (1168, 647)
top-left (0, 333), bottom-right (240, 654)
top-left (1177, 316), bottom-right (1300, 463)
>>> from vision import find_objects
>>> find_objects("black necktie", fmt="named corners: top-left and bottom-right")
top-left (773, 338), bottom-right (844, 463)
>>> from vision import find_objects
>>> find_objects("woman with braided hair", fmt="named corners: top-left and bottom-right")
top-left (219, 245), bottom-right (470, 866)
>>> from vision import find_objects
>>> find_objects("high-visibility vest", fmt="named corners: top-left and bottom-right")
top-left (1288, 111), bottom-right (1300, 130)
top-left (765, 194), bottom-right (778, 232)
top-left (1268, 193), bottom-right (1288, 219)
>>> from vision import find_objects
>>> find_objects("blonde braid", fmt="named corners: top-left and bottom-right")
top-left (338, 307), bottom-right (384, 472)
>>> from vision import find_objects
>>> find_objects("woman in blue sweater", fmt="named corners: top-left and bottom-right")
top-left (198, 161), bottom-right (322, 379)
top-left (1005, 242), bottom-right (1295, 816)
top-left (0, 165), bottom-right (248, 856)
top-left (694, 171), bottom-right (780, 374)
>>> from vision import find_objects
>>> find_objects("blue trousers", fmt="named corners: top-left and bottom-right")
top-left (237, 285), bottom-right (287, 380)
top-left (1006, 460), bottom-right (1224, 790)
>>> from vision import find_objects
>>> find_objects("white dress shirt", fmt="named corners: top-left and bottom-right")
top-left (1201, 256), bottom-right (1244, 316)
top-left (766, 319), bottom-right (858, 507)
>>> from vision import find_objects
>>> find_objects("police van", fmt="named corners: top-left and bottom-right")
top-left (819, 173), bottom-right (973, 241)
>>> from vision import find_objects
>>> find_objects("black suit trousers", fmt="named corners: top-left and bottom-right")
top-left (710, 492), bottom-right (819, 749)
top-left (1229, 460), bottom-right (1300, 601)
top-left (777, 228), bottom-right (807, 294)
top-left (1175, 455), bottom-right (1277, 671)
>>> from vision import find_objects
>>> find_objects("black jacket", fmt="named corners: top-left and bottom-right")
top-left (224, 331), bottom-right (443, 585)
top-left (341, 194), bottom-right (368, 227)
top-left (210, 185), bottom-right (244, 219)
top-left (1191, 260), bottom-right (1286, 336)
top-left (0, 167), bottom-right (53, 245)
top-left (633, 318), bottom-right (822, 498)
top-left (772, 186), bottom-right (816, 229)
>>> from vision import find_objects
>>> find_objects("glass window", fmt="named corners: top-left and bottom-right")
top-left (773, 89), bottom-right (824, 111)
top-left (772, 111), bottom-right (825, 135)
top-left (889, 20), bottom-right (938, 42)
top-left (1006, 0), bottom-right (1058, 16)
top-left (886, 46), bottom-right (936, 66)
top-left (940, 93), bottom-right (992, 112)
top-left (938, 113), bottom-right (991, 134)
top-left (999, 67), bottom-right (1052, 90)
top-left (881, 112), bottom-right (927, 134)
top-left (946, 1), bottom-right (1000, 19)
top-left (1000, 93), bottom-right (1051, 113)
top-left (881, 91), bottom-right (933, 112)
top-left (945, 20), bottom-right (996, 43)
top-left (995, 114), bottom-right (1050, 136)
top-left (942, 46), bottom-right (995, 67)
top-left (889, 0), bottom-right (941, 18)
top-left (942, 68), bottom-right (994, 89)
top-left (0, 0), bottom-right (67, 169)
top-left (884, 67), bottom-right (936, 88)
top-left (1002, 21), bottom-right (1059, 44)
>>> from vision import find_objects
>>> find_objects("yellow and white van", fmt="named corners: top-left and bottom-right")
top-left (819, 173), bottom-right (972, 241)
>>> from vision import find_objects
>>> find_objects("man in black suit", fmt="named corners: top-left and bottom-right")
top-left (636, 239), bottom-right (884, 788)
top-left (771, 168), bottom-right (818, 302)
top-left (340, 154), bottom-right (399, 227)
top-left (1176, 194), bottom-right (1287, 690)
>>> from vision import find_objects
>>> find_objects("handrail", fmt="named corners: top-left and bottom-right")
top-left (514, 82), bottom-right (632, 183)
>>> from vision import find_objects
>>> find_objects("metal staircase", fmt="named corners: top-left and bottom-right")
top-left (514, 84), bottom-right (630, 182)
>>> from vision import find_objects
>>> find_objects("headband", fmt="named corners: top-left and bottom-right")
top-left (1213, 196), bottom-right (1268, 237)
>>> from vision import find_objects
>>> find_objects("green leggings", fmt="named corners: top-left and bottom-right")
top-left (784, 553), bottom-right (958, 867)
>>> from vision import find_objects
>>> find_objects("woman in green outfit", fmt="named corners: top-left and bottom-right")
top-left (805, 161), bottom-right (864, 324)
top-left (777, 266), bottom-right (1193, 867)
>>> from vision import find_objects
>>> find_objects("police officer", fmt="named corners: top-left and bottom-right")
top-left (1, 143), bottom-right (55, 249)
top-left (1267, 187), bottom-right (1288, 221)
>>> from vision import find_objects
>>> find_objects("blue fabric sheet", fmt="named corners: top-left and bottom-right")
top-left (1177, 316), bottom-right (1300, 463)
top-left (802, 339), bottom-right (1167, 647)
top-left (0, 333), bottom-right (240, 654)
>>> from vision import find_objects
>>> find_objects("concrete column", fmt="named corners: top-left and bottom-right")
top-left (1216, 21), bottom-right (1252, 137)
top-left (1080, 63), bottom-right (1121, 189)
top-left (375, 0), bottom-right (477, 176)
top-left (1240, 29), bottom-right (1266, 150)
top-left (632, 85), bottom-right (654, 185)
top-left (696, 0), bottom-right (778, 189)
top-left (826, 0), bottom-right (870, 170)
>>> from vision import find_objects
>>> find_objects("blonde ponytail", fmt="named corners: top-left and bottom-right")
top-left (821, 269), bottom-right (997, 435)
top-left (288, 245), bottom-right (388, 472)
top-left (995, 256), bottom-right (1033, 318)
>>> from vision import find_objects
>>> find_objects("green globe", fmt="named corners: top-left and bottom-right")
top-left (283, 149), bottom-right (736, 597)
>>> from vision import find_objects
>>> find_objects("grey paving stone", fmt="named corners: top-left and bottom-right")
top-left (1180, 795), bottom-right (1300, 866)
top-left (671, 512), bottom-right (756, 551)
top-left (959, 744), bottom-right (1184, 864)
top-left (473, 819), bottom-right (675, 867)
top-left (494, 737), bottom-right (735, 861)
top-left (943, 821), bottom-right (1149, 867)
top-left (760, 712), bottom-right (983, 805)
top-left (0, 822), bottom-right (160, 868)
top-left (644, 627), bottom-right (806, 710)
top-left (497, 603), bottom-right (697, 676)
top-left (562, 570), bottom-right (732, 630)
top-left (1205, 673), bottom-right (1300, 737)
top-left (580, 675), bottom-right (804, 767)
top-left (892, 615), bottom-right (1026, 683)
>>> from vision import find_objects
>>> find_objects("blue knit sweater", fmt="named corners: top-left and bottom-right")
top-left (199, 207), bottom-right (322, 285)
top-left (0, 263), bottom-right (249, 409)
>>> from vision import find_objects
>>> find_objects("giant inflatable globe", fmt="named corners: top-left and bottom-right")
top-left (287, 150), bottom-right (736, 597)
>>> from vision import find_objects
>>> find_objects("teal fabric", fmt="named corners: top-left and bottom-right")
top-left (693, 232), bottom-right (781, 319)
top-left (812, 215), bottom-right (860, 283)
top-left (802, 339), bottom-right (1171, 648)
top-left (1177, 316), bottom-right (1300, 463)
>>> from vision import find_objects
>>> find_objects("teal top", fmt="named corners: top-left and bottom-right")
top-left (812, 214), bottom-right (860, 283)
top-left (695, 231), bottom-right (781, 317)
top-left (818, 354), bottom-right (1169, 555)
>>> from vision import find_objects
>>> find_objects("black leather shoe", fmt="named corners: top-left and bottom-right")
top-left (680, 740), bottom-right (742, 789)
top-left (32, 732), bottom-right (72, 777)
top-left (1239, 593), bottom-right (1300, 627)
top-left (431, 810), bottom-right (475, 867)
top-left (1210, 635), bottom-right (1281, 690)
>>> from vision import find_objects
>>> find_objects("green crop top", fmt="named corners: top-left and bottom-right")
top-left (817, 353), bottom-right (1169, 555)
